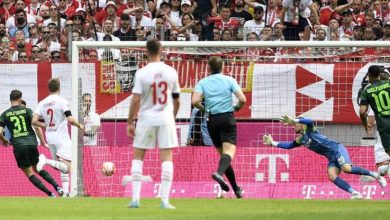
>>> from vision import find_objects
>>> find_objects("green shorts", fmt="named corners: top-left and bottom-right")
top-left (379, 129), bottom-right (390, 153)
top-left (13, 145), bottom-right (39, 168)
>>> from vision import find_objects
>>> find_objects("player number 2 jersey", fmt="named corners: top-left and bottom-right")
top-left (34, 94), bottom-right (71, 144)
top-left (132, 62), bottom-right (180, 126)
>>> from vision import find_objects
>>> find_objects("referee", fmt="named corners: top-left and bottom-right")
top-left (192, 56), bottom-right (247, 198)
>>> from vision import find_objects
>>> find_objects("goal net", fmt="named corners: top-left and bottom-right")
top-left (67, 41), bottom-right (390, 200)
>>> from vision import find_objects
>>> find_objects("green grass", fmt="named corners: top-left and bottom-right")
top-left (1, 197), bottom-right (390, 220)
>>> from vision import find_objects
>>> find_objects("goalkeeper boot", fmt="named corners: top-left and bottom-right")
top-left (212, 172), bottom-right (229, 192)
top-left (351, 191), bottom-right (363, 200)
top-left (36, 154), bottom-right (47, 172)
top-left (234, 187), bottom-right (243, 199)
top-left (160, 201), bottom-right (176, 210)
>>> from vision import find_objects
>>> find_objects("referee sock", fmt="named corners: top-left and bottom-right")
top-left (38, 170), bottom-right (59, 189)
top-left (161, 161), bottom-right (173, 204)
top-left (131, 160), bottom-right (143, 203)
top-left (333, 176), bottom-right (354, 193)
top-left (217, 154), bottom-right (231, 175)
top-left (28, 174), bottom-right (52, 196)
top-left (225, 165), bottom-right (239, 192)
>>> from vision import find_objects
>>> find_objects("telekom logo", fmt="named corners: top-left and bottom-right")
top-left (255, 154), bottom-right (289, 183)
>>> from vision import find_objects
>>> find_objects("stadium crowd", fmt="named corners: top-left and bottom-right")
top-left (0, 0), bottom-right (389, 61)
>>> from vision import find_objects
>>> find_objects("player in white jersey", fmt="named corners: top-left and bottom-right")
top-left (32, 78), bottom-right (84, 196)
top-left (125, 39), bottom-right (180, 209)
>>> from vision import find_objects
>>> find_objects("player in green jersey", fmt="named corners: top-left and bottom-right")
top-left (0, 90), bottom-right (63, 197)
top-left (360, 65), bottom-right (390, 175)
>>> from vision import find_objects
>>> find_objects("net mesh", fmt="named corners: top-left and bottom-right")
top-left (0, 43), bottom-right (388, 199)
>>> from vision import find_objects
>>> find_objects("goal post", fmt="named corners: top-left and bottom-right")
top-left (71, 41), bottom-right (390, 199)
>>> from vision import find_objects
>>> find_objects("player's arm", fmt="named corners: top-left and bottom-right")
top-left (0, 126), bottom-right (10, 146)
top-left (359, 104), bottom-right (371, 133)
top-left (233, 90), bottom-right (246, 112)
top-left (84, 116), bottom-right (101, 137)
top-left (280, 115), bottom-right (314, 127)
top-left (32, 113), bottom-right (46, 128)
top-left (263, 134), bottom-right (300, 149)
top-left (191, 92), bottom-right (205, 112)
top-left (127, 94), bottom-right (141, 138)
top-left (33, 125), bottom-right (48, 148)
top-left (65, 111), bottom-right (84, 130)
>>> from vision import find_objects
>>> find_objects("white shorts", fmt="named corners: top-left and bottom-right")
top-left (48, 139), bottom-right (72, 161)
top-left (375, 131), bottom-right (390, 164)
top-left (133, 124), bottom-right (178, 149)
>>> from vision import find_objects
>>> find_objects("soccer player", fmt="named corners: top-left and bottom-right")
top-left (357, 70), bottom-right (390, 177)
top-left (126, 39), bottom-right (180, 209)
top-left (360, 65), bottom-right (390, 175)
top-left (32, 78), bottom-right (84, 197)
top-left (0, 90), bottom-right (63, 197)
top-left (192, 56), bottom-right (247, 198)
top-left (263, 115), bottom-right (387, 199)
top-left (81, 93), bottom-right (101, 146)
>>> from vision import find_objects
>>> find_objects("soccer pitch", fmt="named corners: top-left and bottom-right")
top-left (1, 197), bottom-right (390, 220)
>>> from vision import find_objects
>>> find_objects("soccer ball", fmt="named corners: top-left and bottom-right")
top-left (101, 162), bottom-right (115, 176)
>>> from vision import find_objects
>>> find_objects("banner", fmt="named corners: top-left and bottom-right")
top-left (0, 62), bottom-right (381, 123)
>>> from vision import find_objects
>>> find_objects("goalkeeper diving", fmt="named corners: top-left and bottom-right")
top-left (263, 115), bottom-right (387, 199)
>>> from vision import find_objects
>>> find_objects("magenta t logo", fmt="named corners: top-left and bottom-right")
top-left (255, 154), bottom-right (289, 183)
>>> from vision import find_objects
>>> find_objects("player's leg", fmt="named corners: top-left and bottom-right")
top-left (328, 166), bottom-right (361, 199)
top-left (128, 124), bottom-right (154, 208)
top-left (379, 129), bottom-right (390, 173)
top-left (37, 144), bottom-right (68, 173)
top-left (338, 146), bottom-right (386, 187)
top-left (14, 146), bottom-right (54, 197)
top-left (373, 132), bottom-right (390, 176)
top-left (158, 124), bottom-right (178, 209)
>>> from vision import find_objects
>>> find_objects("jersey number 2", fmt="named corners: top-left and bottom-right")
top-left (47, 108), bottom-right (55, 127)
top-left (151, 81), bottom-right (168, 105)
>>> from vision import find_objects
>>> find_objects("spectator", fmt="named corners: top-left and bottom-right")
top-left (18, 51), bottom-right (28, 62)
top-left (0, 23), bottom-right (7, 41)
top-left (7, 0), bottom-right (37, 30)
top-left (51, 50), bottom-right (61, 61)
top-left (37, 26), bottom-right (61, 53)
top-left (168, 29), bottom-right (179, 41)
top-left (0, 0), bottom-right (15, 24)
top-left (374, 18), bottom-right (383, 29)
top-left (244, 6), bottom-right (265, 37)
top-left (157, 2), bottom-right (181, 28)
top-left (221, 28), bottom-right (234, 41)
top-left (273, 22), bottom-right (285, 40)
top-left (181, 0), bottom-right (195, 15)
top-left (213, 27), bottom-right (221, 41)
top-left (169, 0), bottom-right (182, 22)
top-left (13, 31), bottom-right (32, 61)
top-left (216, 4), bottom-right (241, 31)
top-left (339, 10), bottom-right (356, 39)
top-left (314, 28), bottom-right (327, 40)
top-left (39, 5), bottom-right (50, 21)
top-left (25, 0), bottom-right (41, 20)
top-left (95, 1), bottom-right (120, 31)
top-left (363, 27), bottom-right (376, 40)
top-left (57, 0), bottom-right (75, 19)
top-left (382, 23), bottom-right (390, 41)
top-left (330, 30), bottom-right (340, 41)
top-left (279, 0), bottom-right (320, 41)
top-left (72, 30), bottom-right (83, 41)
top-left (231, 0), bottom-right (253, 22)
top-left (47, 22), bottom-right (60, 43)
top-left (8, 9), bottom-right (31, 38)
top-left (44, 5), bottom-right (66, 28)
top-left (30, 45), bottom-right (40, 61)
top-left (81, 93), bottom-right (101, 146)
top-left (130, 6), bottom-right (153, 30)
top-left (113, 14), bottom-right (136, 41)
top-left (135, 25), bottom-right (147, 41)
top-left (259, 25), bottom-right (273, 40)
top-left (38, 47), bottom-right (51, 61)
top-left (27, 23), bottom-right (41, 45)
top-left (71, 12), bottom-right (85, 34)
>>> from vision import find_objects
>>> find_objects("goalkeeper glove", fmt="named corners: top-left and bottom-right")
top-left (263, 134), bottom-right (278, 147)
top-left (279, 115), bottom-right (295, 125)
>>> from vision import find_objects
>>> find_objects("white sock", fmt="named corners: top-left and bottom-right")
top-left (378, 165), bottom-right (390, 176)
top-left (131, 160), bottom-right (143, 202)
top-left (161, 161), bottom-right (173, 204)
top-left (46, 159), bottom-right (68, 174)
top-left (61, 173), bottom-right (70, 194)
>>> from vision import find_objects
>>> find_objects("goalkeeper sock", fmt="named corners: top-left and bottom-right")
top-left (29, 174), bottom-right (52, 196)
top-left (161, 161), bottom-right (173, 204)
top-left (38, 170), bottom-right (60, 189)
top-left (334, 176), bottom-right (354, 193)
top-left (46, 159), bottom-right (68, 174)
top-left (350, 166), bottom-right (377, 178)
top-left (61, 173), bottom-right (70, 194)
top-left (131, 160), bottom-right (143, 202)
top-left (217, 154), bottom-right (231, 175)
top-left (225, 165), bottom-right (239, 191)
